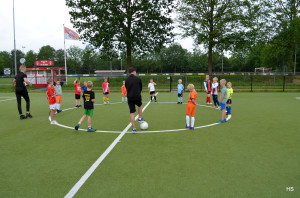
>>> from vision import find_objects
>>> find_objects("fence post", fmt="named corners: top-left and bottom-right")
top-left (283, 76), bottom-right (285, 92)
top-left (251, 75), bottom-right (253, 92)
top-left (218, 76), bottom-right (221, 92)
top-left (170, 76), bottom-right (172, 92)
top-left (200, 76), bottom-right (202, 91)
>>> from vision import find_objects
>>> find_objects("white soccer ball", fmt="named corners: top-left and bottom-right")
top-left (140, 121), bottom-right (148, 130)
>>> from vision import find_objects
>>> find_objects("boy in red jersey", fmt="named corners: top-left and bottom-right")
top-left (186, 84), bottom-right (198, 130)
top-left (47, 79), bottom-right (57, 124)
top-left (74, 79), bottom-right (82, 107)
top-left (121, 80), bottom-right (127, 103)
top-left (102, 77), bottom-right (110, 104)
top-left (204, 75), bottom-right (212, 104)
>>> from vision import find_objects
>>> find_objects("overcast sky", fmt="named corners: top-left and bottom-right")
top-left (0, 0), bottom-right (195, 54)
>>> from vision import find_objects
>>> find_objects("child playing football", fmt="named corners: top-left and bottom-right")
top-left (186, 84), bottom-right (198, 130)
top-left (55, 79), bottom-right (64, 113)
top-left (177, 79), bottom-right (184, 104)
top-left (102, 77), bottom-right (110, 104)
top-left (148, 79), bottom-right (157, 102)
top-left (212, 77), bottom-right (219, 108)
top-left (217, 79), bottom-right (228, 123)
top-left (121, 80), bottom-right (127, 103)
top-left (47, 79), bottom-right (57, 124)
top-left (74, 79), bottom-right (82, 107)
top-left (75, 81), bottom-right (96, 132)
top-left (226, 82), bottom-right (233, 115)
top-left (204, 75), bottom-right (212, 104)
top-left (81, 81), bottom-right (88, 91)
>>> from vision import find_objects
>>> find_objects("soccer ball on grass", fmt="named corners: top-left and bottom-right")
top-left (140, 121), bottom-right (148, 130)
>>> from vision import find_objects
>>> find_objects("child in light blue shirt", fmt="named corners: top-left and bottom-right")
top-left (177, 79), bottom-right (184, 104)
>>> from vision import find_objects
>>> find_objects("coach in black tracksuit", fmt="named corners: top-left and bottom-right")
top-left (125, 67), bottom-right (145, 132)
top-left (14, 65), bottom-right (32, 120)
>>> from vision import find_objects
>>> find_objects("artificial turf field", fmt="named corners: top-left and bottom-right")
top-left (0, 92), bottom-right (299, 198)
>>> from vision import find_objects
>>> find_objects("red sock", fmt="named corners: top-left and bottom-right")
top-left (206, 97), bottom-right (208, 103)
top-left (208, 97), bottom-right (211, 103)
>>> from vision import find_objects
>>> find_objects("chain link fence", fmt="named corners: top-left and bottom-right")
top-left (1, 74), bottom-right (300, 92)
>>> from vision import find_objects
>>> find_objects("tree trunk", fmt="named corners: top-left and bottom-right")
top-left (126, 43), bottom-right (132, 73)
top-left (287, 45), bottom-right (294, 82)
top-left (208, 44), bottom-right (213, 74)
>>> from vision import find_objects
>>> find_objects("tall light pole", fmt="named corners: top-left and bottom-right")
top-left (13, 0), bottom-right (17, 76)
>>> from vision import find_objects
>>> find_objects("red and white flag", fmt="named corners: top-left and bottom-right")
top-left (64, 27), bottom-right (79, 40)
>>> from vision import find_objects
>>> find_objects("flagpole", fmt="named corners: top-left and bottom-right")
top-left (63, 24), bottom-right (68, 85)
top-left (13, 0), bottom-right (17, 76)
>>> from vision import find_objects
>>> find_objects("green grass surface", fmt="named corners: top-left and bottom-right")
top-left (0, 92), bottom-right (300, 198)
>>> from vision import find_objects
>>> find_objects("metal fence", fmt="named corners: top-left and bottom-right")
top-left (1, 74), bottom-right (300, 92)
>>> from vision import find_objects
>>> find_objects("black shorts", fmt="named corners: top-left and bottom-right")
top-left (150, 91), bottom-right (155, 95)
top-left (128, 98), bottom-right (142, 113)
top-left (227, 99), bottom-right (232, 104)
top-left (104, 92), bottom-right (109, 95)
top-left (75, 94), bottom-right (81, 99)
top-left (178, 93), bottom-right (183, 97)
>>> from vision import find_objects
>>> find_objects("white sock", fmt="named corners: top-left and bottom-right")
top-left (88, 126), bottom-right (91, 128)
top-left (122, 97), bottom-right (124, 102)
top-left (125, 97), bottom-right (127, 102)
top-left (57, 103), bottom-right (60, 110)
top-left (191, 117), bottom-right (195, 127)
top-left (178, 97), bottom-right (180, 102)
top-left (78, 122), bottom-right (81, 125)
top-left (186, 115), bottom-right (190, 127)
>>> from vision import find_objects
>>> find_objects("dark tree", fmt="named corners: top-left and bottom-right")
top-left (66, 0), bottom-right (174, 71)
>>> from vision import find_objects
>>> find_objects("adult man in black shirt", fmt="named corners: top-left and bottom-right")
top-left (13, 65), bottom-right (32, 119)
top-left (125, 67), bottom-right (146, 133)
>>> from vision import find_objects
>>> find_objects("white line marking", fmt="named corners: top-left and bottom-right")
top-left (0, 98), bottom-right (16, 102)
top-left (54, 100), bottom-right (230, 133)
top-left (64, 93), bottom-right (158, 198)
top-left (0, 97), bottom-right (14, 98)
top-left (296, 97), bottom-right (300, 100)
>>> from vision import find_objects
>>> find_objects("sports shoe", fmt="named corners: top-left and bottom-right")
top-left (78, 105), bottom-right (82, 107)
top-left (185, 125), bottom-right (189, 128)
top-left (20, 115), bottom-right (26, 120)
top-left (51, 120), bottom-right (58, 125)
top-left (177, 102), bottom-right (180, 104)
top-left (87, 128), bottom-right (96, 132)
top-left (75, 124), bottom-right (80, 130)
top-left (132, 128), bottom-right (137, 133)
top-left (138, 118), bottom-right (146, 123)
top-left (180, 102), bottom-right (183, 104)
top-left (209, 102), bottom-right (212, 104)
top-left (189, 126), bottom-right (195, 130)
top-left (155, 100), bottom-right (157, 102)
top-left (223, 119), bottom-right (227, 122)
top-left (216, 119), bottom-right (225, 123)
top-left (26, 113), bottom-right (32, 118)
top-left (57, 110), bottom-right (62, 113)
top-left (107, 102), bottom-right (110, 104)
top-left (104, 102), bottom-right (107, 104)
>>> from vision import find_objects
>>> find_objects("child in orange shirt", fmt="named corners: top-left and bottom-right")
top-left (186, 84), bottom-right (198, 130)
top-left (121, 80), bottom-right (127, 103)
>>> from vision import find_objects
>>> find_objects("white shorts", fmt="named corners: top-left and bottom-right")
top-left (49, 104), bottom-right (57, 110)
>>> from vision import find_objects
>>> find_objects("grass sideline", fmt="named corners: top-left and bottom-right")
top-left (0, 92), bottom-right (300, 197)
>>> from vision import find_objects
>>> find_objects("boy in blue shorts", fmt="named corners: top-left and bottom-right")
top-left (217, 79), bottom-right (227, 123)
top-left (226, 82), bottom-right (233, 115)
top-left (75, 81), bottom-right (96, 132)
top-left (177, 79), bottom-right (184, 104)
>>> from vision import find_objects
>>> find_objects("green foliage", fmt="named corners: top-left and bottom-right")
top-left (0, 51), bottom-right (12, 75)
top-left (25, 50), bottom-right (37, 67)
top-left (66, 0), bottom-right (175, 69)
top-left (37, 45), bottom-right (56, 60)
